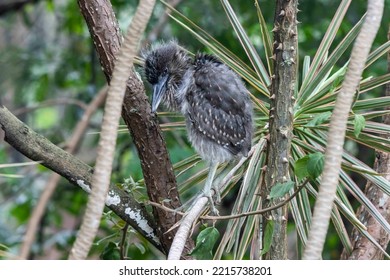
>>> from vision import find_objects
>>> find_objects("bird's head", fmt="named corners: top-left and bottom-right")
top-left (143, 41), bottom-right (191, 112)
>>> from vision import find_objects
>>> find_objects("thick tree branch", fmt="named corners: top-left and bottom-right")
top-left (19, 85), bottom-right (107, 260)
top-left (69, 0), bottom-right (156, 260)
top-left (0, 107), bottom-right (162, 252)
top-left (303, 0), bottom-right (384, 260)
top-left (77, 0), bottom-right (193, 255)
top-left (262, 0), bottom-right (297, 260)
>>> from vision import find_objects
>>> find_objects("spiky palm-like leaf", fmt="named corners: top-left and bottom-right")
top-left (158, 0), bottom-right (390, 259)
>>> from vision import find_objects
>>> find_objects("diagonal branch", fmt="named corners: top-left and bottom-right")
top-left (0, 106), bottom-right (162, 252)
top-left (19, 87), bottom-right (107, 260)
top-left (341, 25), bottom-right (390, 260)
top-left (69, 0), bottom-right (156, 260)
top-left (77, 0), bottom-right (193, 255)
top-left (303, 0), bottom-right (384, 260)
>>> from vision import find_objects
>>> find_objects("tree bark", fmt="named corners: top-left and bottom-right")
top-left (303, 0), bottom-right (384, 260)
top-left (0, 107), bottom-right (162, 251)
top-left (19, 87), bottom-right (107, 260)
top-left (69, 0), bottom-right (156, 259)
top-left (77, 0), bottom-right (194, 256)
top-left (341, 25), bottom-right (390, 260)
top-left (262, 0), bottom-right (298, 260)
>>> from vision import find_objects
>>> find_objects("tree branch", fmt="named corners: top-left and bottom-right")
top-left (0, 106), bottom-right (162, 252)
top-left (77, 0), bottom-right (193, 255)
top-left (150, 178), bottom-right (309, 221)
top-left (341, 25), bottom-right (390, 260)
top-left (69, 0), bottom-right (156, 260)
top-left (303, 0), bottom-right (384, 260)
top-left (262, 0), bottom-right (298, 260)
top-left (166, 142), bottom-right (263, 260)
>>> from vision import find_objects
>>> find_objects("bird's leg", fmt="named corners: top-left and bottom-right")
top-left (203, 161), bottom-right (220, 215)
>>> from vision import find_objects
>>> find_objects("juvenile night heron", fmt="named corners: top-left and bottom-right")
top-left (144, 41), bottom-right (253, 213)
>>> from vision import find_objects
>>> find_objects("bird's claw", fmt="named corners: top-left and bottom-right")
top-left (203, 186), bottom-right (220, 216)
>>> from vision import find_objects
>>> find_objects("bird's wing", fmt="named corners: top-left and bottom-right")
top-left (186, 55), bottom-right (252, 156)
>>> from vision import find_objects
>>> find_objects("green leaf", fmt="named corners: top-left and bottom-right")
top-left (261, 220), bottom-right (274, 256)
top-left (269, 181), bottom-right (295, 199)
top-left (294, 152), bottom-right (325, 180)
top-left (294, 156), bottom-right (310, 180)
top-left (190, 227), bottom-right (219, 260)
top-left (100, 242), bottom-right (121, 260)
top-left (353, 114), bottom-right (366, 138)
top-left (307, 152), bottom-right (325, 179)
top-left (306, 112), bottom-right (332, 127)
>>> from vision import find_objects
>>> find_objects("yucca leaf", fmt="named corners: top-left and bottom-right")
top-left (297, 14), bottom-right (363, 107)
top-left (353, 96), bottom-right (390, 111)
top-left (331, 205), bottom-right (353, 255)
top-left (345, 130), bottom-right (390, 153)
top-left (359, 73), bottom-right (390, 94)
top-left (0, 173), bottom-right (24, 178)
top-left (220, 0), bottom-right (271, 87)
top-left (298, 0), bottom-right (352, 98)
top-left (341, 171), bottom-right (390, 237)
top-left (298, 65), bottom-right (347, 114)
top-left (228, 143), bottom-right (266, 257)
top-left (174, 154), bottom-right (202, 178)
top-left (289, 190), bottom-right (309, 246)
top-left (361, 110), bottom-right (390, 121)
top-left (160, 121), bottom-right (186, 131)
top-left (363, 121), bottom-right (390, 133)
top-left (365, 40), bottom-right (390, 69)
top-left (255, 0), bottom-right (273, 76)
top-left (216, 142), bottom-right (266, 259)
top-left (162, 0), bottom-right (270, 97)
top-left (0, 161), bottom-right (41, 168)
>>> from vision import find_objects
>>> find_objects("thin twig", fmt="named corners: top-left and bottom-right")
top-left (120, 223), bottom-right (129, 260)
top-left (149, 178), bottom-right (309, 221)
top-left (13, 98), bottom-right (88, 116)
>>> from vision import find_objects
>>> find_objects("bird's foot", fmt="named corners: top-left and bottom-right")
top-left (203, 187), bottom-right (221, 216)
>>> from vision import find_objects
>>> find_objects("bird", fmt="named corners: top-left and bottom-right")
top-left (143, 41), bottom-right (253, 214)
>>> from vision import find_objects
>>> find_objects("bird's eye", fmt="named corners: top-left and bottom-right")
top-left (163, 67), bottom-right (168, 75)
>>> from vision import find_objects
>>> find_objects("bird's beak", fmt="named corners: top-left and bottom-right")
top-left (151, 74), bottom-right (169, 113)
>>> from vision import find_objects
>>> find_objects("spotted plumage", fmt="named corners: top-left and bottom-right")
top-left (143, 41), bottom-right (253, 213)
top-left (143, 42), bottom-right (253, 163)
